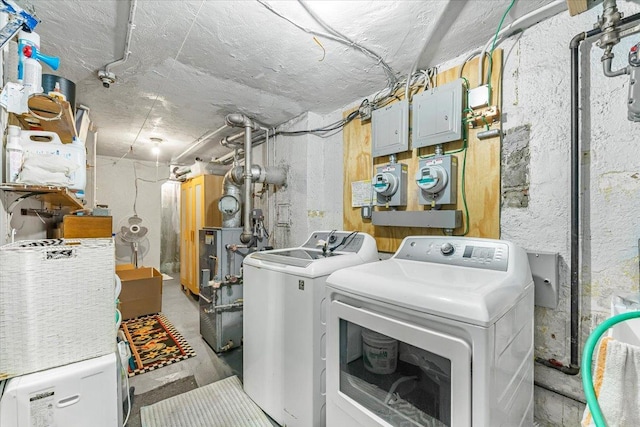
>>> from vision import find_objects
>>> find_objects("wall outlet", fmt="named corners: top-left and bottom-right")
top-left (468, 84), bottom-right (491, 109)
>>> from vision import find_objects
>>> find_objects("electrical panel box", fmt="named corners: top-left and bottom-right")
top-left (373, 162), bottom-right (407, 207)
top-left (416, 155), bottom-right (457, 205)
top-left (412, 78), bottom-right (464, 148)
top-left (371, 100), bottom-right (409, 157)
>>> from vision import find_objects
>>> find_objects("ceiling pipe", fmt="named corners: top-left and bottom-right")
top-left (173, 124), bottom-right (229, 163)
top-left (97, 0), bottom-right (138, 88)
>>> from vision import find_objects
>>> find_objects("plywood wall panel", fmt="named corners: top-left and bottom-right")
top-left (343, 50), bottom-right (502, 252)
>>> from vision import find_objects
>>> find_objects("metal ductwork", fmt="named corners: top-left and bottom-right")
top-left (221, 169), bottom-right (243, 228)
top-left (230, 165), bottom-right (287, 187)
top-left (225, 114), bottom-right (259, 244)
top-left (223, 113), bottom-right (287, 245)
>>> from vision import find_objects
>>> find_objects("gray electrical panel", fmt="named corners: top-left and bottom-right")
top-left (412, 78), bottom-right (464, 148)
top-left (371, 100), bottom-right (409, 157)
top-left (373, 162), bottom-right (408, 207)
top-left (416, 155), bottom-right (458, 205)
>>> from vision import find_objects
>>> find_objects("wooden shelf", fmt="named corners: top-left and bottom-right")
top-left (0, 183), bottom-right (83, 210)
top-left (9, 95), bottom-right (77, 143)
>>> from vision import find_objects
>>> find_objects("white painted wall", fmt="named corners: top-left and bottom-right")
top-left (95, 155), bottom-right (167, 270)
top-left (498, 4), bottom-right (640, 424)
top-left (252, 111), bottom-right (345, 249)
top-left (287, 4), bottom-right (640, 425)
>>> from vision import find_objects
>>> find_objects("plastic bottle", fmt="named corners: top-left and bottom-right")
top-left (5, 125), bottom-right (23, 183)
top-left (18, 31), bottom-right (42, 96)
top-left (48, 82), bottom-right (67, 103)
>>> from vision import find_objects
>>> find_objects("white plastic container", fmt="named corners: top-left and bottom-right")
top-left (362, 328), bottom-right (398, 374)
top-left (5, 125), bottom-right (23, 182)
top-left (0, 353), bottom-right (119, 427)
top-left (18, 131), bottom-right (86, 191)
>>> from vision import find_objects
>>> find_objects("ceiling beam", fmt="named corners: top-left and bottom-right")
top-left (566, 0), bottom-right (588, 16)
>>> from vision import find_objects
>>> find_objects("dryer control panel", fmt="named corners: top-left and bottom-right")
top-left (394, 237), bottom-right (509, 271)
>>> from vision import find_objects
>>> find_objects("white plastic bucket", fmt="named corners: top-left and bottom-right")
top-left (362, 328), bottom-right (398, 374)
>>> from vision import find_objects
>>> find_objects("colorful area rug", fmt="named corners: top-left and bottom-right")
top-left (120, 313), bottom-right (196, 377)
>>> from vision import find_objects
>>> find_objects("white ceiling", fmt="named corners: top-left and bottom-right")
top-left (26, 0), bottom-right (560, 164)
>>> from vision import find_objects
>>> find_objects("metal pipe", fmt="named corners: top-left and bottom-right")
top-left (173, 124), bottom-right (229, 162)
top-left (230, 165), bottom-right (286, 187)
top-left (602, 57), bottom-right (629, 77)
top-left (220, 131), bottom-right (245, 148)
top-left (561, 10), bottom-right (640, 375)
top-left (241, 122), bottom-right (253, 243)
top-left (104, 0), bottom-right (138, 73)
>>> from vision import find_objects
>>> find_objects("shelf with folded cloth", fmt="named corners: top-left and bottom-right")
top-left (0, 183), bottom-right (83, 210)
top-left (9, 95), bottom-right (77, 143)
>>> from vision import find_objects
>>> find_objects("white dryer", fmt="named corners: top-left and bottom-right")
top-left (243, 230), bottom-right (378, 427)
top-left (325, 236), bottom-right (534, 427)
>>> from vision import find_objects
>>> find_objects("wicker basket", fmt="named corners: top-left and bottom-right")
top-left (0, 239), bottom-right (116, 380)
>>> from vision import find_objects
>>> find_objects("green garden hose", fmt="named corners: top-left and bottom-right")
top-left (582, 310), bottom-right (640, 426)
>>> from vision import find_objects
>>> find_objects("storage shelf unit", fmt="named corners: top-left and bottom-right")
top-left (9, 97), bottom-right (77, 143)
top-left (0, 183), bottom-right (83, 210)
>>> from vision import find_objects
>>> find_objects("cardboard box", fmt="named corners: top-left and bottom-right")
top-left (62, 215), bottom-right (113, 238)
top-left (116, 266), bottom-right (162, 320)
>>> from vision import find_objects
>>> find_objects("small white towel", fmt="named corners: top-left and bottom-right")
top-left (582, 337), bottom-right (640, 426)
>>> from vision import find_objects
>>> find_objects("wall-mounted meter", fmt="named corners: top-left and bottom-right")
top-left (373, 163), bottom-right (407, 207)
top-left (416, 155), bottom-right (457, 205)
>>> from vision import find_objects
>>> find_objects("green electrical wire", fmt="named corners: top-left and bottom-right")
top-left (487, 0), bottom-right (517, 88)
top-left (582, 310), bottom-right (640, 427)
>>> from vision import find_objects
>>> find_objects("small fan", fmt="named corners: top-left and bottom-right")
top-left (116, 214), bottom-right (150, 268)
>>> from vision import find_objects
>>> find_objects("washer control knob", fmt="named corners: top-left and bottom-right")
top-left (440, 242), bottom-right (455, 256)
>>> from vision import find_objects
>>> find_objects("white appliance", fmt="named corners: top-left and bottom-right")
top-left (0, 353), bottom-right (120, 427)
top-left (325, 236), bottom-right (534, 427)
top-left (243, 230), bottom-right (379, 427)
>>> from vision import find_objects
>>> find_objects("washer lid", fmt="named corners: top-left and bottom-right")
top-left (326, 244), bottom-right (532, 327)
top-left (250, 249), bottom-right (344, 268)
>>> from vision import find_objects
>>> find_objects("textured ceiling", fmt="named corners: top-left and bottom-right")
top-left (26, 0), bottom-right (560, 164)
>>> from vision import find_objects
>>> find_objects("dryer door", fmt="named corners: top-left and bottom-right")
top-left (327, 300), bottom-right (472, 427)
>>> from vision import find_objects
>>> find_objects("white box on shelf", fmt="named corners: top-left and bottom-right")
top-left (0, 239), bottom-right (116, 380)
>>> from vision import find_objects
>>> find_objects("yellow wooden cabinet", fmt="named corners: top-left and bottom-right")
top-left (180, 174), bottom-right (224, 296)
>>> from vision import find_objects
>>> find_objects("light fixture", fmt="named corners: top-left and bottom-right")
top-left (150, 137), bottom-right (163, 155)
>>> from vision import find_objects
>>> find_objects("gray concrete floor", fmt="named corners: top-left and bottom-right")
top-left (124, 276), bottom-right (278, 427)
top-left (128, 277), bottom-right (236, 395)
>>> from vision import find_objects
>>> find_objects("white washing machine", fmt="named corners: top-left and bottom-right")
top-left (243, 230), bottom-right (378, 427)
top-left (0, 353), bottom-right (120, 427)
top-left (325, 236), bottom-right (534, 427)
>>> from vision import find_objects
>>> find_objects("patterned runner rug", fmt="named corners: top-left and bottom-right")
top-left (120, 313), bottom-right (196, 377)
